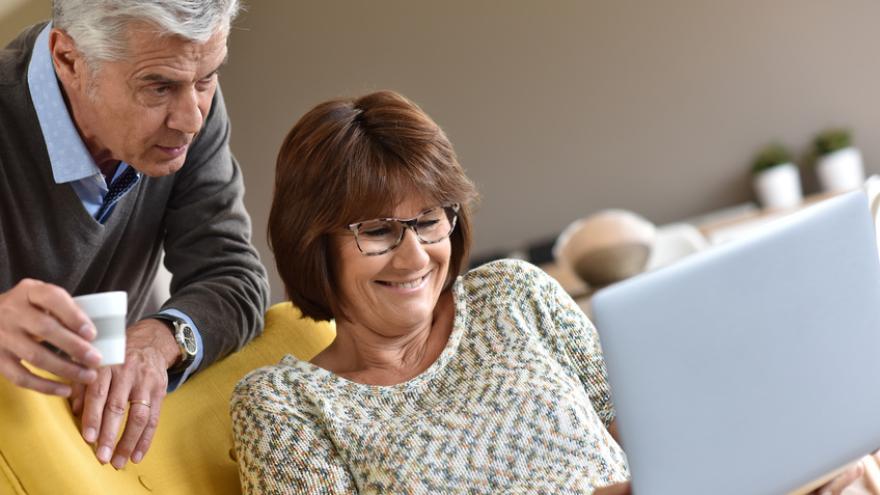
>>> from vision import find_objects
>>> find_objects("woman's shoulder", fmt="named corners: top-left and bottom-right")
top-left (230, 357), bottom-right (322, 418)
top-left (461, 258), bottom-right (558, 297)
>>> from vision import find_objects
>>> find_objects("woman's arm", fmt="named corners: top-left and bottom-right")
top-left (536, 267), bottom-right (616, 427)
top-left (607, 420), bottom-right (620, 444)
top-left (594, 481), bottom-right (631, 495)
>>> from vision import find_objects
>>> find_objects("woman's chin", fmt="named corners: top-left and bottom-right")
top-left (379, 305), bottom-right (435, 331)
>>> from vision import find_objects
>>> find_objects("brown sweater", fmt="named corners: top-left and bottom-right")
top-left (0, 23), bottom-right (269, 373)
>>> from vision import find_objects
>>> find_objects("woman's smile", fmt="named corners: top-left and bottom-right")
top-left (375, 270), bottom-right (432, 291)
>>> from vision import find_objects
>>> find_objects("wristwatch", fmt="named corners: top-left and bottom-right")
top-left (152, 314), bottom-right (198, 374)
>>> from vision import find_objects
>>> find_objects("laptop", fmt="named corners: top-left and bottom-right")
top-left (591, 191), bottom-right (880, 495)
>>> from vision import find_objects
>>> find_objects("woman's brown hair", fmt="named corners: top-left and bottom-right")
top-left (268, 90), bottom-right (479, 321)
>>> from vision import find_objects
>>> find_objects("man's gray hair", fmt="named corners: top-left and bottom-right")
top-left (53, 0), bottom-right (240, 64)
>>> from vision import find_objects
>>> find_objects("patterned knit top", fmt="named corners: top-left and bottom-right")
top-left (230, 259), bottom-right (630, 494)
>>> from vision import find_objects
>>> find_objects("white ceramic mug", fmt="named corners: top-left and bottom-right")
top-left (72, 291), bottom-right (127, 366)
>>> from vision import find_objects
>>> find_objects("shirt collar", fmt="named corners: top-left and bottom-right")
top-left (27, 23), bottom-right (103, 184)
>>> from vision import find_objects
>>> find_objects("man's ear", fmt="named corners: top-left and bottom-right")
top-left (49, 28), bottom-right (87, 91)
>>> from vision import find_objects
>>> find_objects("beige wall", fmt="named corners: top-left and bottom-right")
top-left (5, 1), bottom-right (880, 303)
top-left (0, 0), bottom-right (48, 44)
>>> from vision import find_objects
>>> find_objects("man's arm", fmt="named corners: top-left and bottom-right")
top-left (158, 86), bottom-right (269, 368)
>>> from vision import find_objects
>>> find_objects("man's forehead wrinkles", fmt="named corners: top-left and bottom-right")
top-left (128, 45), bottom-right (227, 84)
top-left (122, 27), bottom-right (227, 70)
top-left (134, 64), bottom-right (224, 85)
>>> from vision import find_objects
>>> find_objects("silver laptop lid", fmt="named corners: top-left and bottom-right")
top-left (592, 191), bottom-right (880, 495)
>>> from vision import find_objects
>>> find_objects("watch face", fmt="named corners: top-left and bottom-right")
top-left (180, 324), bottom-right (198, 355)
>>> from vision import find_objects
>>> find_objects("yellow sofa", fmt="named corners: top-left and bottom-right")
top-left (0, 303), bottom-right (335, 495)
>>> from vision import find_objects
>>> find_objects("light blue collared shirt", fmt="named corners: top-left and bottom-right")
top-left (27, 24), bottom-right (203, 390)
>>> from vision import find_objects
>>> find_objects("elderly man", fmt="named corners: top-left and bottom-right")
top-left (0, 0), bottom-right (268, 470)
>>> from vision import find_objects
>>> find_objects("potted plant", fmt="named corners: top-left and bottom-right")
top-left (751, 142), bottom-right (803, 209)
top-left (814, 128), bottom-right (865, 192)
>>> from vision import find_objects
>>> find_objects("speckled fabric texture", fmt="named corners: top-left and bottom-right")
top-left (231, 259), bottom-right (629, 494)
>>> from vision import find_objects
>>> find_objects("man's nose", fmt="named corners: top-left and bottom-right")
top-left (166, 87), bottom-right (204, 135)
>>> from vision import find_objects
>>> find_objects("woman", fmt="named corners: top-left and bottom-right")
top-left (230, 90), bottom-right (863, 495)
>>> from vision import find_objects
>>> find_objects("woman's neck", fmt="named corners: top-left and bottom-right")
top-left (313, 291), bottom-right (455, 385)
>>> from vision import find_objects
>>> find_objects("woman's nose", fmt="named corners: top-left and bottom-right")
top-left (390, 228), bottom-right (430, 269)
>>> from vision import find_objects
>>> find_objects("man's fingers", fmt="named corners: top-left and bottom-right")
top-left (0, 351), bottom-right (71, 396)
top-left (0, 280), bottom-right (102, 374)
top-left (130, 393), bottom-right (164, 464)
top-left (112, 393), bottom-right (162, 468)
top-left (27, 313), bottom-right (101, 368)
top-left (22, 311), bottom-right (102, 368)
top-left (10, 338), bottom-right (97, 385)
top-left (23, 281), bottom-right (95, 341)
top-left (96, 373), bottom-right (133, 466)
top-left (79, 325), bottom-right (173, 468)
top-left (110, 362), bottom-right (168, 468)
top-left (70, 382), bottom-right (85, 416)
top-left (80, 368), bottom-right (112, 446)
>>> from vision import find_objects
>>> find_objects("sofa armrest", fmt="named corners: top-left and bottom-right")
top-left (0, 302), bottom-right (334, 495)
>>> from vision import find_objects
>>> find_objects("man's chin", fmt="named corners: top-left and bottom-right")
top-left (132, 156), bottom-right (187, 177)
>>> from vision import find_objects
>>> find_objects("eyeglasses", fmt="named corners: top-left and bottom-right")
top-left (347, 204), bottom-right (460, 256)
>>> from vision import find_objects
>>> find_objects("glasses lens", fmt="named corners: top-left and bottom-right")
top-left (415, 206), bottom-right (455, 243)
top-left (355, 219), bottom-right (401, 254)
top-left (352, 205), bottom-right (459, 255)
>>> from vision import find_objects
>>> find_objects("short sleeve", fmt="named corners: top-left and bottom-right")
top-left (231, 372), bottom-right (357, 495)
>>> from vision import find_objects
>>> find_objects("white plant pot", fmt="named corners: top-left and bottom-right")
top-left (816, 147), bottom-right (865, 192)
top-left (753, 163), bottom-right (803, 210)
